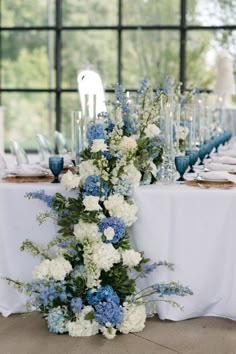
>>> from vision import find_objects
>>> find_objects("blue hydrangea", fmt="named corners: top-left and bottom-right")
top-left (25, 190), bottom-right (55, 209)
top-left (113, 178), bottom-right (133, 197)
top-left (94, 300), bottom-right (123, 326)
top-left (87, 123), bottom-right (107, 145)
top-left (98, 217), bottom-right (126, 244)
top-left (70, 297), bottom-right (83, 314)
top-left (83, 175), bottom-right (109, 197)
top-left (47, 307), bottom-right (67, 333)
top-left (107, 120), bottom-right (115, 133)
top-left (87, 285), bottom-right (120, 306)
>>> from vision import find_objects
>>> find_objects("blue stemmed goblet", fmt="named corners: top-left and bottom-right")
top-left (185, 150), bottom-right (198, 173)
top-left (198, 144), bottom-right (208, 165)
top-left (175, 155), bottom-right (189, 182)
top-left (49, 156), bottom-right (64, 183)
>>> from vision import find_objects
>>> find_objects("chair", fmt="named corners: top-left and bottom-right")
top-left (55, 131), bottom-right (69, 155)
top-left (9, 140), bottom-right (29, 166)
top-left (77, 69), bottom-right (107, 120)
top-left (36, 133), bottom-right (53, 162)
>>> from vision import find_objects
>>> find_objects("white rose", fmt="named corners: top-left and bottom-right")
top-left (144, 124), bottom-right (161, 138)
top-left (32, 259), bottom-right (51, 280)
top-left (92, 243), bottom-right (120, 271)
top-left (122, 249), bottom-right (142, 267)
top-left (79, 160), bottom-right (100, 183)
top-left (49, 256), bottom-right (72, 281)
top-left (118, 303), bottom-right (146, 334)
top-left (104, 226), bottom-right (115, 241)
top-left (83, 196), bottom-right (102, 211)
top-left (74, 221), bottom-right (101, 243)
top-left (60, 170), bottom-right (81, 190)
top-left (118, 136), bottom-right (137, 153)
top-left (91, 139), bottom-right (108, 153)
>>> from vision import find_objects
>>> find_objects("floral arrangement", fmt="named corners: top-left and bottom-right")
top-left (4, 81), bottom-right (192, 339)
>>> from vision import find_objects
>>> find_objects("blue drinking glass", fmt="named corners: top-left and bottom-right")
top-left (175, 155), bottom-right (189, 182)
top-left (198, 144), bottom-right (208, 165)
top-left (185, 149), bottom-right (198, 173)
top-left (49, 156), bottom-right (64, 183)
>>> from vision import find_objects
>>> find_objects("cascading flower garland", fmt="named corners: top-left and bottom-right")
top-left (4, 81), bottom-right (193, 339)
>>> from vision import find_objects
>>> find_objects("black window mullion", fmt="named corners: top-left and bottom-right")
top-left (118, 0), bottom-right (122, 84)
top-left (180, 0), bottom-right (187, 92)
top-left (55, 0), bottom-right (62, 132)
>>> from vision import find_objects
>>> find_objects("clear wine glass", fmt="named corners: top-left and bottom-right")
top-left (49, 156), bottom-right (64, 183)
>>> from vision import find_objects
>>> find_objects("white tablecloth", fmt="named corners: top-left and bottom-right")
top-left (1, 180), bottom-right (236, 321)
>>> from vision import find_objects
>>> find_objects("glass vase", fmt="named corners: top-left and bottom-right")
top-left (71, 111), bottom-right (87, 165)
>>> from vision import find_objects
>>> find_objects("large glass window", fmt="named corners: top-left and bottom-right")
top-left (0, 0), bottom-right (236, 150)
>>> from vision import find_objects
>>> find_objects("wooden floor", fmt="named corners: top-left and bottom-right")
top-left (1, 313), bottom-right (236, 354)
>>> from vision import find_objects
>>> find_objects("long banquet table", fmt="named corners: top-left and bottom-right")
top-left (1, 179), bottom-right (236, 321)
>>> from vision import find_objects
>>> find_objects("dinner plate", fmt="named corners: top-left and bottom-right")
top-left (199, 177), bottom-right (230, 183)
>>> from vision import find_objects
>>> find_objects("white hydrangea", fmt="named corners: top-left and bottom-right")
top-left (100, 326), bottom-right (117, 339)
top-left (104, 195), bottom-right (138, 227)
top-left (49, 256), bottom-right (72, 281)
top-left (121, 249), bottom-right (142, 267)
top-left (67, 306), bottom-right (99, 337)
top-left (91, 139), bottom-right (108, 153)
top-left (60, 170), bottom-right (81, 190)
top-left (32, 259), bottom-right (51, 280)
top-left (118, 303), bottom-right (146, 334)
top-left (83, 196), bottom-right (102, 211)
top-left (79, 160), bottom-right (100, 183)
top-left (32, 257), bottom-right (72, 281)
top-left (74, 221), bottom-right (101, 243)
top-left (92, 242), bottom-right (120, 271)
top-left (118, 136), bottom-right (137, 153)
top-left (104, 226), bottom-right (115, 241)
top-left (144, 124), bottom-right (161, 138)
top-left (122, 164), bottom-right (141, 187)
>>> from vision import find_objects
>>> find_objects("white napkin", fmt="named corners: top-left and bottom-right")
top-left (205, 162), bottom-right (235, 172)
top-left (211, 156), bottom-right (236, 164)
top-left (199, 171), bottom-right (236, 184)
top-left (7, 163), bottom-right (48, 175)
top-left (218, 150), bottom-right (236, 158)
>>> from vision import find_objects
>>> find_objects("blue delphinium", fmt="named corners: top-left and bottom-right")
top-left (83, 175), bottom-right (109, 197)
top-left (123, 117), bottom-right (136, 136)
top-left (87, 123), bottom-right (107, 145)
top-left (94, 300), bottom-right (123, 326)
top-left (25, 190), bottom-right (55, 209)
top-left (87, 285), bottom-right (120, 306)
top-left (152, 282), bottom-right (193, 298)
top-left (70, 297), bottom-right (83, 314)
top-left (47, 307), bottom-right (67, 333)
top-left (98, 217), bottom-right (126, 244)
top-left (140, 262), bottom-right (158, 278)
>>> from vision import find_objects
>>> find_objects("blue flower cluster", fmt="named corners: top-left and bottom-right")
top-left (47, 307), bottom-right (67, 333)
top-left (70, 297), bottom-right (83, 314)
top-left (152, 282), bottom-right (193, 298)
top-left (25, 190), bottom-right (55, 209)
top-left (27, 280), bottom-right (71, 308)
top-left (123, 117), bottom-right (136, 136)
top-left (99, 217), bottom-right (126, 244)
top-left (87, 285), bottom-right (120, 306)
top-left (113, 178), bottom-right (133, 197)
top-left (94, 300), bottom-right (123, 326)
top-left (87, 123), bottom-right (107, 145)
top-left (140, 262), bottom-right (158, 278)
top-left (83, 175), bottom-right (109, 197)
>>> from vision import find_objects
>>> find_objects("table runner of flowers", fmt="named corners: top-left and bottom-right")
top-left (4, 81), bottom-right (192, 339)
